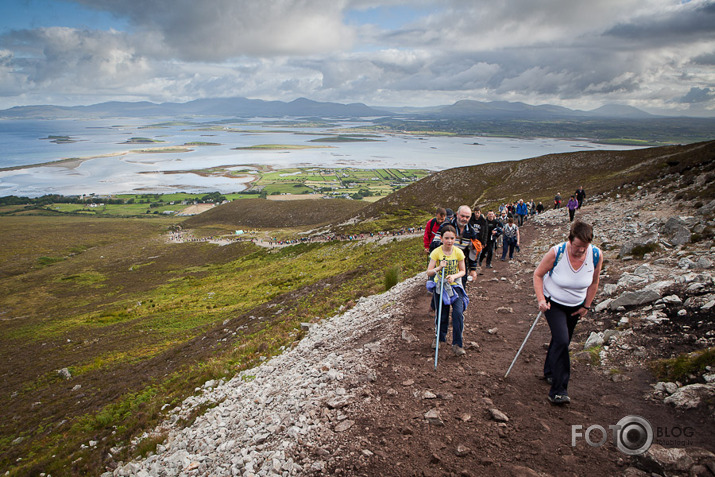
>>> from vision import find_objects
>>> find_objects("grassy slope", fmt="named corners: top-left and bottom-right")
top-left (0, 214), bottom-right (424, 476)
top-left (181, 197), bottom-right (367, 230)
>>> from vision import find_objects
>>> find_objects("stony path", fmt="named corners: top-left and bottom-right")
top-left (110, 273), bottom-right (420, 477)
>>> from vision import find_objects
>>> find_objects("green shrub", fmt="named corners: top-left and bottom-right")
top-left (630, 243), bottom-right (659, 258)
top-left (37, 256), bottom-right (66, 267)
top-left (650, 347), bottom-right (715, 383)
top-left (384, 265), bottom-right (401, 291)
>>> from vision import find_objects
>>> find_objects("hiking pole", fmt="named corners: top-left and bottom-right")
top-left (434, 267), bottom-right (446, 370)
top-left (504, 311), bottom-right (542, 378)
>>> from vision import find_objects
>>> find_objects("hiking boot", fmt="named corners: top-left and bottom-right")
top-left (452, 345), bottom-right (466, 357)
top-left (548, 394), bottom-right (571, 405)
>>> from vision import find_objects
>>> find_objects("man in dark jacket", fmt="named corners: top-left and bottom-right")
top-left (479, 210), bottom-right (502, 269)
top-left (436, 205), bottom-right (479, 284)
top-left (575, 186), bottom-right (586, 209)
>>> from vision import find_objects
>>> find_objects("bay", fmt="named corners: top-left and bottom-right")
top-left (0, 118), bottom-right (642, 197)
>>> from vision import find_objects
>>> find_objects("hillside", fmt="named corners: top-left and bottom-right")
top-left (181, 198), bottom-right (367, 230)
top-left (114, 162), bottom-right (715, 477)
top-left (1, 142), bottom-right (713, 476)
top-left (348, 140), bottom-right (715, 231)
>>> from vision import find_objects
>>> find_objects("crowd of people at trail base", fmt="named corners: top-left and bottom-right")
top-left (423, 186), bottom-right (598, 406)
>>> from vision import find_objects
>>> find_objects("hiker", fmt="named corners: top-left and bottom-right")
top-left (575, 186), bottom-right (586, 209)
top-left (479, 210), bottom-right (502, 269)
top-left (469, 207), bottom-right (487, 272)
top-left (423, 207), bottom-right (447, 254)
top-left (435, 205), bottom-right (479, 284)
top-left (536, 202), bottom-right (544, 214)
top-left (427, 225), bottom-right (468, 357)
top-left (528, 199), bottom-right (537, 217)
top-left (500, 217), bottom-right (520, 261)
top-left (515, 199), bottom-right (529, 226)
top-left (554, 192), bottom-right (562, 209)
top-left (497, 209), bottom-right (510, 252)
top-left (567, 195), bottom-right (579, 222)
top-left (533, 220), bottom-right (602, 405)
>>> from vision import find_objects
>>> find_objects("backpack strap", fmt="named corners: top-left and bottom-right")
top-left (549, 242), bottom-right (567, 276)
top-left (592, 246), bottom-right (600, 267)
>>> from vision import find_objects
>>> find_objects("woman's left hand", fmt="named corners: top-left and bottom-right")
top-left (571, 307), bottom-right (589, 317)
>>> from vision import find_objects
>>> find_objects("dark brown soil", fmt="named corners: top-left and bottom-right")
top-left (315, 223), bottom-right (715, 477)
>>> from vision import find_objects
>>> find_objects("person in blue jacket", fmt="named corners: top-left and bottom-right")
top-left (515, 199), bottom-right (529, 226)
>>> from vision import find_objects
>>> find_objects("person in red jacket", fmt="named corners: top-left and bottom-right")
top-left (423, 207), bottom-right (447, 254)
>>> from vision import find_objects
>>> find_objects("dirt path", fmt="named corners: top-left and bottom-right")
top-left (310, 221), bottom-right (715, 476)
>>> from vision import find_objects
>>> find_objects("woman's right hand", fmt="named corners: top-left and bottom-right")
top-left (538, 300), bottom-right (550, 312)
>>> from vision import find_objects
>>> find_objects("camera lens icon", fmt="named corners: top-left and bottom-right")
top-left (615, 415), bottom-right (653, 455)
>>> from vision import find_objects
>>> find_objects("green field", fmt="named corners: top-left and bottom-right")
top-left (0, 167), bottom-right (430, 217)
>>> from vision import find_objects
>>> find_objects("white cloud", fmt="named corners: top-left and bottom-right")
top-left (0, 0), bottom-right (712, 114)
top-left (73, 0), bottom-right (356, 60)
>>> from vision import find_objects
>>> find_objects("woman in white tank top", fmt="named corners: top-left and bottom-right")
top-left (532, 221), bottom-right (602, 405)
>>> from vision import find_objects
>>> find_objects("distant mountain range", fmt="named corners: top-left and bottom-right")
top-left (0, 96), bottom-right (660, 120)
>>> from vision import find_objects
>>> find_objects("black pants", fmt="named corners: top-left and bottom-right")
top-left (479, 239), bottom-right (496, 266)
top-left (543, 299), bottom-right (581, 398)
top-left (569, 208), bottom-right (576, 222)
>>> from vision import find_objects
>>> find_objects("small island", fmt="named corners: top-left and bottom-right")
top-left (122, 137), bottom-right (165, 144)
top-left (309, 135), bottom-right (383, 143)
top-left (232, 144), bottom-right (331, 150)
top-left (42, 135), bottom-right (78, 144)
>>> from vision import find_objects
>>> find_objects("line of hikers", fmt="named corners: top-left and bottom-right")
top-left (423, 202), bottom-right (601, 406)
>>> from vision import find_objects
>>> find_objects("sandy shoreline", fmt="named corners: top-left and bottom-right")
top-left (0, 145), bottom-right (198, 173)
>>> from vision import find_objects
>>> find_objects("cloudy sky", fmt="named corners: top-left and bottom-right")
top-left (1, 0), bottom-right (714, 115)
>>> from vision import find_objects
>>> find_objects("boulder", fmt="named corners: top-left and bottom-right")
top-left (661, 217), bottom-right (691, 246)
top-left (661, 295), bottom-right (683, 305)
top-left (584, 331), bottom-right (604, 349)
top-left (610, 289), bottom-right (661, 310)
top-left (489, 408), bottom-right (509, 422)
top-left (696, 199), bottom-right (715, 216)
top-left (663, 383), bottom-right (715, 409)
top-left (637, 444), bottom-right (694, 474)
top-left (602, 329), bottom-right (620, 344)
top-left (633, 264), bottom-right (653, 277)
top-left (595, 298), bottom-right (614, 312)
top-left (619, 232), bottom-right (659, 257)
top-left (695, 256), bottom-right (713, 269)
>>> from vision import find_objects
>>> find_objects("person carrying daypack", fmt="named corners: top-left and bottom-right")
top-left (500, 217), bottom-right (520, 261)
top-left (532, 220), bottom-right (602, 405)
top-left (424, 207), bottom-right (447, 254)
top-left (427, 225), bottom-right (469, 357)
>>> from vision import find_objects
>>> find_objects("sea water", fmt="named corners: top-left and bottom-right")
top-left (0, 118), bottom-right (643, 197)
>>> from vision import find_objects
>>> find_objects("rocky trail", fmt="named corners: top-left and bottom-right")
top-left (112, 188), bottom-right (715, 477)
